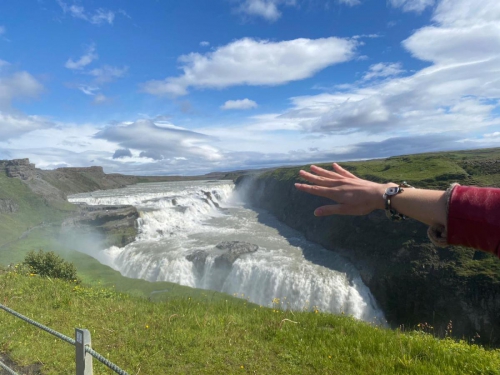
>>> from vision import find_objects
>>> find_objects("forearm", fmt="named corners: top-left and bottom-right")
top-left (385, 188), bottom-right (447, 227)
top-left (389, 185), bottom-right (500, 256)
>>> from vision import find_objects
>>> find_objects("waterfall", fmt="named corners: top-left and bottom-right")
top-left (69, 180), bottom-right (386, 325)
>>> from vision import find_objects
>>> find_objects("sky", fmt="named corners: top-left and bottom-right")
top-left (0, 0), bottom-right (499, 175)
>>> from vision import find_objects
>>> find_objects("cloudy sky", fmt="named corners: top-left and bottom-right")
top-left (1, 0), bottom-right (499, 175)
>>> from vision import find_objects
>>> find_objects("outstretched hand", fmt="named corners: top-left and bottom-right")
top-left (295, 164), bottom-right (393, 217)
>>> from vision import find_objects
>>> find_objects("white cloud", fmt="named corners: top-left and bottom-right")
top-left (65, 47), bottom-right (126, 97)
top-left (245, 0), bottom-right (499, 137)
top-left (388, 0), bottom-right (435, 13)
top-left (404, 24), bottom-right (500, 64)
top-left (235, 0), bottom-right (359, 21)
top-left (93, 93), bottom-right (109, 104)
top-left (65, 45), bottom-right (98, 70)
top-left (237, 0), bottom-right (284, 21)
top-left (118, 9), bottom-right (132, 19)
top-left (78, 85), bottom-right (99, 96)
top-left (57, 0), bottom-right (115, 25)
top-left (339, 0), bottom-right (361, 5)
top-left (90, 9), bottom-right (115, 25)
top-left (221, 99), bottom-right (258, 110)
top-left (0, 71), bottom-right (44, 109)
top-left (95, 119), bottom-right (224, 162)
top-left (484, 131), bottom-right (500, 138)
top-left (200, 41), bottom-right (210, 47)
top-left (433, 0), bottom-right (500, 27)
top-left (362, 62), bottom-right (404, 81)
top-left (0, 64), bottom-right (50, 141)
top-left (142, 37), bottom-right (358, 97)
top-left (0, 112), bottom-right (52, 140)
top-left (87, 65), bottom-right (128, 83)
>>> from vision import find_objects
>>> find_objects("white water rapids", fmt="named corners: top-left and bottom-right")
top-left (68, 180), bottom-right (386, 324)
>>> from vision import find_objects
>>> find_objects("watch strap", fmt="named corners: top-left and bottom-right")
top-left (384, 182), bottom-right (414, 221)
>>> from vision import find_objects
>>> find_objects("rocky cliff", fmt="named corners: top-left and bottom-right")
top-left (0, 159), bottom-right (140, 248)
top-left (61, 204), bottom-right (139, 248)
top-left (236, 149), bottom-right (500, 346)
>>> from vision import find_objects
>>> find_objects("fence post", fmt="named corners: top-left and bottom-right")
top-left (75, 328), bottom-right (93, 375)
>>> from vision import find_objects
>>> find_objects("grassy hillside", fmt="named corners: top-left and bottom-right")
top-left (0, 172), bottom-right (75, 248)
top-left (265, 147), bottom-right (500, 189)
top-left (1, 272), bottom-right (499, 375)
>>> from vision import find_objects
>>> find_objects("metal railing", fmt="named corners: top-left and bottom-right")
top-left (0, 304), bottom-right (129, 375)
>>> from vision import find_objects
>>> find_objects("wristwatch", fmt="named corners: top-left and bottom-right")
top-left (383, 182), bottom-right (414, 221)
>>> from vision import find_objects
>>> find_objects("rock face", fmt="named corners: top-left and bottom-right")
top-left (4, 159), bottom-right (38, 181)
top-left (214, 241), bottom-right (259, 267)
top-left (236, 174), bottom-right (500, 346)
top-left (186, 241), bottom-right (259, 288)
top-left (187, 241), bottom-right (259, 266)
top-left (62, 204), bottom-right (139, 247)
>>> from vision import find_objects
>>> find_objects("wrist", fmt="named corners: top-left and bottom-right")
top-left (375, 183), bottom-right (398, 210)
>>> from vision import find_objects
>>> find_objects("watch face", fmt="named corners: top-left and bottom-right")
top-left (385, 186), bottom-right (400, 196)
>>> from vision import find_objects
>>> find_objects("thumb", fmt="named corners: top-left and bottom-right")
top-left (314, 204), bottom-right (352, 216)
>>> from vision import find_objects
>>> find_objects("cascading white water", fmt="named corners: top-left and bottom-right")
top-left (69, 180), bottom-right (386, 324)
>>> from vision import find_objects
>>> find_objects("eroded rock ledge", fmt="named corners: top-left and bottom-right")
top-left (62, 204), bottom-right (139, 248)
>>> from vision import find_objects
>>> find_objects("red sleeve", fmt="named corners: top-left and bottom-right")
top-left (447, 185), bottom-right (500, 257)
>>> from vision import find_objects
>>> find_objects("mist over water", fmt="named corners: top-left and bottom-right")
top-left (68, 180), bottom-right (385, 324)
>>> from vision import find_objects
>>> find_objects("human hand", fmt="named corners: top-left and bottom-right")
top-left (295, 164), bottom-right (393, 216)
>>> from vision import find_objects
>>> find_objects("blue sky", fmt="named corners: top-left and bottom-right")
top-left (0, 0), bottom-right (499, 175)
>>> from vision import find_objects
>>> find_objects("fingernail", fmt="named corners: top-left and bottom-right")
top-left (314, 209), bottom-right (322, 216)
top-left (295, 183), bottom-right (300, 187)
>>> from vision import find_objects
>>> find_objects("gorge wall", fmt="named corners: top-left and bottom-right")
top-left (0, 159), bottom-right (140, 248)
top-left (236, 151), bottom-right (500, 346)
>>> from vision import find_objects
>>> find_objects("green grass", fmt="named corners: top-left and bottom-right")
top-left (261, 147), bottom-right (500, 189)
top-left (0, 172), bottom-right (74, 247)
top-left (1, 273), bottom-right (499, 375)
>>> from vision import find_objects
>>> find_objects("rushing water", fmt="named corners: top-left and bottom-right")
top-left (68, 180), bottom-right (385, 324)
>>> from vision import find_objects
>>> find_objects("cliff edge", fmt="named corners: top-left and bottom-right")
top-left (237, 148), bottom-right (500, 346)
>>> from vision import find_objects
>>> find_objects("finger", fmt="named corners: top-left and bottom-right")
top-left (309, 165), bottom-right (344, 180)
top-left (299, 170), bottom-right (345, 187)
top-left (294, 183), bottom-right (339, 200)
top-left (332, 163), bottom-right (359, 179)
top-left (314, 204), bottom-right (353, 216)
